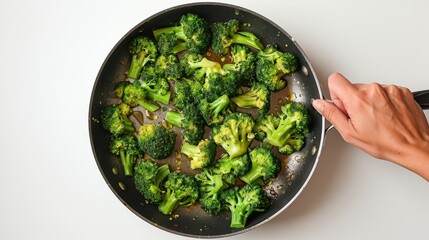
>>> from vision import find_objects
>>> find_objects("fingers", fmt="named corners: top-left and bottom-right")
top-left (312, 99), bottom-right (353, 136)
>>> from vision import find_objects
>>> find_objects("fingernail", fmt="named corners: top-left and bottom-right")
top-left (312, 99), bottom-right (325, 113)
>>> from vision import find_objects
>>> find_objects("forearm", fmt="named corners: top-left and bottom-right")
top-left (391, 141), bottom-right (429, 181)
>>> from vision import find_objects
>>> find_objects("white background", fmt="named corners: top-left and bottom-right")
top-left (1, 0), bottom-right (428, 239)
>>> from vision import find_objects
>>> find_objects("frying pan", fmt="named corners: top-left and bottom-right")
top-left (88, 2), bottom-right (429, 238)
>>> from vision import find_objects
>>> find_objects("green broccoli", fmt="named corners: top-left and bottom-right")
top-left (199, 94), bottom-right (231, 126)
top-left (136, 124), bottom-right (176, 160)
top-left (158, 172), bottom-right (199, 215)
top-left (122, 80), bottom-right (160, 112)
top-left (114, 81), bottom-right (130, 98)
top-left (100, 104), bottom-right (135, 136)
top-left (180, 50), bottom-right (225, 82)
top-left (134, 160), bottom-right (170, 203)
top-left (181, 139), bottom-right (217, 170)
top-left (195, 168), bottom-right (229, 214)
top-left (212, 153), bottom-right (251, 185)
top-left (155, 54), bottom-right (183, 81)
top-left (109, 134), bottom-right (142, 177)
top-left (211, 19), bottom-right (263, 56)
top-left (173, 78), bottom-right (193, 110)
top-left (202, 71), bottom-right (240, 102)
top-left (222, 44), bottom-right (256, 83)
top-left (231, 82), bottom-right (270, 112)
top-left (220, 184), bottom-right (270, 228)
top-left (139, 64), bottom-right (171, 105)
top-left (255, 102), bottom-right (310, 154)
top-left (153, 13), bottom-right (210, 54)
top-left (240, 147), bottom-right (281, 184)
top-left (165, 102), bottom-right (205, 145)
top-left (256, 44), bottom-right (298, 91)
top-left (156, 32), bottom-right (187, 55)
top-left (212, 112), bottom-right (255, 158)
top-left (127, 36), bottom-right (157, 79)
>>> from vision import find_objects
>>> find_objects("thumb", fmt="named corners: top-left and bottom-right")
top-left (312, 99), bottom-right (349, 131)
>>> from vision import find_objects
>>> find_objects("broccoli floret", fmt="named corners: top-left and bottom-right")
top-left (211, 19), bottom-right (263, 56)
top-left (136, 124), bottom-right (176, 160)
top-left (138, 64), bottom-right (171, 105)
top-left (240, 147), bottom-right (281, 184)
top-left (109, 134), bottom-right (142, 177)
top-left (212, 153), bottom-right (251, 185)
top-left (114, 81), bottom-right (130, 98)
top-left (165, 102), bottom-right (205, 145)
top-left (253, 113), bottom-right (280, 141)
top-left (180, 50), bottom-right (225, 82)
top-left (100, 104), bottom-right (135, 136)
top-left (173, 78), bottom-right (193, 110)
top-left (181, 139), bottom-right (217, 170)
top-left (256, 102), bottom-right (310, 153)
top-left (156, 32), bottom-right (187, 55)
top-left (158, 172), bottom-right (199, 215)
top-left (127, 36), bottom-right (157, 79)
top-left (153, 13), bottom-right (210, 54)
top-left (212, 112), bottom-right (255, 158)
top-left (195, 168), bottom-right (229, 214)
top-left (122, 80), bottom-right (160, 112)
top-left (199, 94), bottom-right (230, 126)
top-left (222, 44), bottom-right (256, 83)
top-left (155, 54), bottom-right (183, 81)
top-left (134, 160), bottom-right (170, 203)
top-left (220, 184), bottom-right (269, 228)
top-left (256, 44), bottom-right (298, 91)
top-left (231, 82), bottom-right (270, 112)
top-left (202, 71), bottom-right (240, 102)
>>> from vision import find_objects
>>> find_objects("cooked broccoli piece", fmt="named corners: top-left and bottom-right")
top-left (240, 147), bottom-right (281, 184)
top-left (136, 124), bottom-right (176, 160)
top-left (256, 44), bottom-right (298, 91)
top-left (155, 54), bottom-right (183, 81)
top-left (212, 153), bottom-right (251, 185)
top-left (109, 134), bottom-right (142, 177)
top-left (212, 112), bottom-right (255, 158)
top-left (158, 172), bottom-right (199, 215)
top-left (100, 104), bottom-right (135, 136)
top-left (199, 94), bottom-right (230, 126)
top-left (231, 82), bottom-right (270, 112)
top-left (156, 32), bottom-right (187, 55)
top-left (222, 44), bottom-right (256, 82)
top-left (255, 102), bottom-right (310, 154)
top-left (138, 64), bottom-right (171, 105)
top-left (220, 184), bottom-right (269, 228)
top-left (127, 36), bottom-right (157, 79)
top-left (180, 50), bottom-right (225, 82)
top-left (173, 78), bottom-right (193, 110)
top-left (181, 139), bottom-right (217, 170)
top-left (165, 102), bottom-right (205, 145)
top-left (114, 81), bottom-right (130, 98)
top-left (202, 71), bottom-right (240, 102)
top-left (153, 13), bottom-right (210, 54)
top-left (195, 168), bottom-right (229, 214)
top-left (211, 19), bottom-right (263, 56)
top-left (134, 160), bottom-right (170, 203)
top-left (122, 80), bottom-right (160, 112)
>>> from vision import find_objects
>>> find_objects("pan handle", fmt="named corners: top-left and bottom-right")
top-left (413, 90), bottom-right (429, 110)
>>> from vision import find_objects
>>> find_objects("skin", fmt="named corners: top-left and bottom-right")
top-left (312, 72), bottom-right (429, 181)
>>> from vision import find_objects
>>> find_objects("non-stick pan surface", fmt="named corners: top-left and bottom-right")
top-left (89, 2), bottom-right (325, 238)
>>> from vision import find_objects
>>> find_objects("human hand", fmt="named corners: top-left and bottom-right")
top-left (312, 72), bottom-right (429, 181)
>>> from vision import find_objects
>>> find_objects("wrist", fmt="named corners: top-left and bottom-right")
top-left (390, 140), bottom-right (429, 181)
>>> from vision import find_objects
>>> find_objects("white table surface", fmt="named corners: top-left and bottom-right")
top-left (1, 0), bottom-right (428, 239)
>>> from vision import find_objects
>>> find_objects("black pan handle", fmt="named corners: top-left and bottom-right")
top-left (413, 90), bottom-right (429, 110)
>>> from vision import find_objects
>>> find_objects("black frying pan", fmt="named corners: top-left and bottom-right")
top-left (88, 2), bottom-right (429, 238)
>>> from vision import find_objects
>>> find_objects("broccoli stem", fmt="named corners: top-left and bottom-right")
top-left (240, 165), bottom-right (263, 184)
top-left (146, 91), bottom-right (171, 105)
top-left (158, 193), bottom-right (179, 215)
top-left (170, 42), bottom-right (187, 54)
top-left (231, 32), bottom-right (263, 51)
top-left (180, 141), bottom-right (199, 157)
top-left (165, 111), bottom-right (184, 127)
top-left (267, 121), bottom-right (295, 147)
top-left (223, 141), bottom-right (249, 159)
top-left (128, 55), bottom-right (150, 79)
top-left (137, 99), bottom-right (160, 112)
top-left (122, 117), bottom-right (135, 132)
top-left (230, 203), bottom-right (250, 228)
top-left (155, 165), bottom-right (170, 186)
top-left (119, 151), bottom-right (134, 177)
top-left (208, 94), bottom-right (230, 116)
top-left (231, 90), bottom-right (259, 108)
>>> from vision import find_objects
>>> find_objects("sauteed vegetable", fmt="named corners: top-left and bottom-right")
top-left (99, 12), bottom-right (308, 228)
